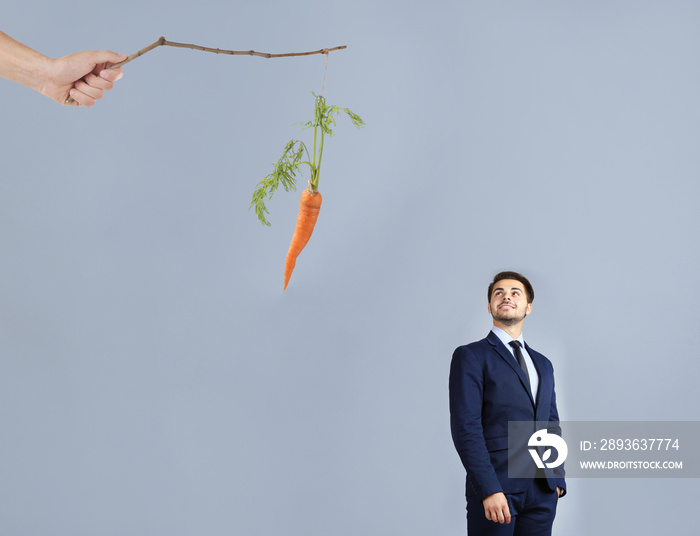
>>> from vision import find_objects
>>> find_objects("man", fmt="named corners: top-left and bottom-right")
top-left (0, 30), bottom-right (126, 106)
top-left (449, 271), bottom-right (565, 535)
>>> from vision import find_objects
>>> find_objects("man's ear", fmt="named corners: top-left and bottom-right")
top-left (525, 303), bottom-right (532, 316)
top-left (487, 303), bottom-right (492, 315)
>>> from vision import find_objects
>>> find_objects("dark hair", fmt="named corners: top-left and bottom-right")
top-left (488, 271), bottom-right (534, 303)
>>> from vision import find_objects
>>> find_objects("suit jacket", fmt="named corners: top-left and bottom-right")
top-left (449, 331), bottom-right (566, 501)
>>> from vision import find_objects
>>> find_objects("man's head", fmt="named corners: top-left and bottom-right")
top-left (488, 271), bottom-right (534, 304)
top-left (487, 271), bottom-right (534, 328)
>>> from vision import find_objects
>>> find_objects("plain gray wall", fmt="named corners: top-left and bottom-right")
top-left (1, 1), bottom-right (698, 534)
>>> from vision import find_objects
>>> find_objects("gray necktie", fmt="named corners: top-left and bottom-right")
top-left (509, 340), bottom-right (531, 390)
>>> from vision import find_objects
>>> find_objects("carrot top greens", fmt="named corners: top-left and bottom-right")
top-left (250, 93), bottom-right (364, 226)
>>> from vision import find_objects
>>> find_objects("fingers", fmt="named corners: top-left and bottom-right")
top-left (68, 67), bottom-right (124, 107)
top-left (67, 87), bottom-right (95, 107)
top-left (98, 67), bottom-right (124, 83)
top-left (86, 72), bottom-right (113, 92)
top-left (485, 498), bottom-right (512, 524)
top-left (86, 69), bottom-right (123, 90)
top-left (72, 77), bottom-right (104, 106)
top-left (488, 506), bottom-right (511, 524)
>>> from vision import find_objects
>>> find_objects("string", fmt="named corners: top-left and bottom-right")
top-left (321, 51), bottom-right (330, 96)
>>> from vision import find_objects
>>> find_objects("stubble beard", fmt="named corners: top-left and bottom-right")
top-left (491, 308), bottom-right (527, 327)
top-left (494, 315), bottom-right (523, 326)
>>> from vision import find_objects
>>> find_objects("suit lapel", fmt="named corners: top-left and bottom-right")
top-left (526, 343), bottom-right (550, 411)
top-left (486, 331), bottom-right (536, 408)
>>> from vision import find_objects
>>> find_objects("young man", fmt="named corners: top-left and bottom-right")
top-left (449, 271), bottom-right (565, 535)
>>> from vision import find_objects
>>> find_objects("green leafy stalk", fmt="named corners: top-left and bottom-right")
top-left (250, 140), bottom-right (311, 226)
top-left (250, 93), bottom-right (364, 225)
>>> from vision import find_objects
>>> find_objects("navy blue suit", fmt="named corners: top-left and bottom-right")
top-left (449, 331), bottom-right (565, 533)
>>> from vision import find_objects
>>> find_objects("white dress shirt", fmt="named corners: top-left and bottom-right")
top-left (491, 326), bottom-right (539, 401)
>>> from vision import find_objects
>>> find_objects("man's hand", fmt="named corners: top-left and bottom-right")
top-left (557, 486), bottom-right (563, 498)
top-left (482, 492), bottom-right (511, 524)
top-left (40, 50), bottom-right (127, 106)
top-left (0, 31), bottom-right (126, 106)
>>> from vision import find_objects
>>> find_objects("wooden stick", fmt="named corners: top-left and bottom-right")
top-left (66, 37), bottom-right (347, 105)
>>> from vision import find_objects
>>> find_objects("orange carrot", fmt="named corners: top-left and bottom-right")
top-left (251, 94), bottom-right (363, 289)
top-left (284, 188), bottom-right (322, 290)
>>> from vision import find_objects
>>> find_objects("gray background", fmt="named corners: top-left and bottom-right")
top-left (1, 0), bottom-right (698, 534)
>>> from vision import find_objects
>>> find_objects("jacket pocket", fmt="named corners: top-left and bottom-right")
top-left (484, 436), bottom-right (509, 452)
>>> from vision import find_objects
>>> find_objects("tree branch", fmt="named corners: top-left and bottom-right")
top-left (66, 37), bottom-right (347, 104)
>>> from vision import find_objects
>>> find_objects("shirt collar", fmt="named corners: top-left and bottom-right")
top-left (491, 325), bottom-right (525, 351)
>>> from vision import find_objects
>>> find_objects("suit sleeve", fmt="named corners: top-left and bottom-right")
top-left (449, 346), bottom-right (502, 501)
top-left (547, 369), bottom-right (567, 497)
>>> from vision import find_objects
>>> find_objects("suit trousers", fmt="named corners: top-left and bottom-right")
top-left (466, 478), bottom-right (558, 536)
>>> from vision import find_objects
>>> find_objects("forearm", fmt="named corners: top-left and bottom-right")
top-left (0, 31), bottom-right (51, 93)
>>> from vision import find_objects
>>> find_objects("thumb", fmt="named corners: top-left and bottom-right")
top-left (89, 50), bottom-right (128, 66)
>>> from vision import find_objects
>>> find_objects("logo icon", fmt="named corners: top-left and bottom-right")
top-left (528, 429), bottom-right (568, 469)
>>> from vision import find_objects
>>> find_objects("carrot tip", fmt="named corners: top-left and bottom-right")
top-left (282, 189), bottom-right (321, 292)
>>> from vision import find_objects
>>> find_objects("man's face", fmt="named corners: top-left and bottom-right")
top-left (488, 279), bottom-right (532, 326)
